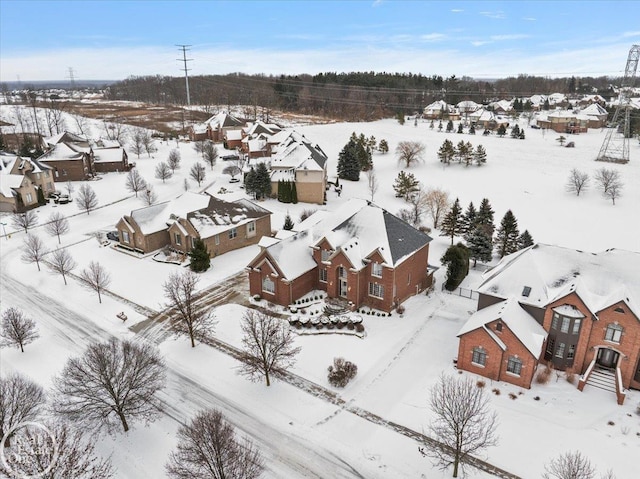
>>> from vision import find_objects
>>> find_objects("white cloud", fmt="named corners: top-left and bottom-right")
top-left (622, 31), bottom-right (640, 38)
top-left (479, 11), bottom-right (506, 19)
top-left (490, 34), bottom-right (530, 41)
top-left (451, 9), bottom-right (463, 13)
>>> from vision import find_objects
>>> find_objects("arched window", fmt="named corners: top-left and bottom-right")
top-left (262, 276), bottom-right (275, 295)
top-left (506, 356), bottom-right (522, 376)
top-left (605, 323), bottom-right (623, 343)
top-left (472, 347), bottom-right (487, 366)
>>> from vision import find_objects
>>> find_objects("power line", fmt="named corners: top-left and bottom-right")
top-left (176, 45), bottom-right (193, 106)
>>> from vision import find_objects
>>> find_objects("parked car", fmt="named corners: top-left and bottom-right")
top-left (229, 178), bottom-right (240, 183)
top-left (54, 194), bottom-right (72, 204)
top-left (48, 191), bottom-right (62, 203)
top-left (106, 231), bottom-right (119, 241)
top-left (222, 154), bottom-right (239, 161)
top-left (530, 124), bottom-right (541, 129)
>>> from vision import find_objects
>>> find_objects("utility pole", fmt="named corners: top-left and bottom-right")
top-left (176, 45), bottom-right (192, 106)
top-left (67, 67), bottom-right (76, 90)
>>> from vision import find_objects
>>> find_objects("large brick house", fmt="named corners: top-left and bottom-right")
top-left (0, 154), bottom-right (55, 212)
top-left (188, 112), bottom-right (245, 142)
top-left (246, 199), bottom-right (434, 312)
top-left (115, 192), bottom-right (271, 257)
top-left (457, 244), bottom-right (640, 404)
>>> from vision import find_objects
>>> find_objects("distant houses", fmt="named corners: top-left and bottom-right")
top-left (457, 244), bottom-right (640, 404)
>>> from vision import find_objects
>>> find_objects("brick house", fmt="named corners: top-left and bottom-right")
top-left (188, 112), bottom-right (245, 142)
top-left (0, 155), bottom-right (55, 212)
top-left (115, 192), bottom-right (271, 257)
top-left (246, 200), bottom-right (434, 312)
top-left (457, 244), bottom-right (640, 404)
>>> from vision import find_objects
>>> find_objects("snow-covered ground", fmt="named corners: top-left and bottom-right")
top-left (1, 104), bottom-right (639, 478)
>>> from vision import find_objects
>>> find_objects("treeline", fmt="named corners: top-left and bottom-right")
top-left (105, 72), bottom-right (619, 121)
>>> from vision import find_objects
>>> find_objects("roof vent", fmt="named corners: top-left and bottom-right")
top-left (522, 286), bottom-right (531, 297)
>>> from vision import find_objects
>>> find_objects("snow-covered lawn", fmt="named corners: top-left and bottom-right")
top-left (1, 104), bottom-right (639, 477)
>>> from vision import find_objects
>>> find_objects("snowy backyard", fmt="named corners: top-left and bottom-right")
top-left (1, 104), bottom-right (640, 478)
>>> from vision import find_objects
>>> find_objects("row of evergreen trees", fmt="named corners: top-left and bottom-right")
top-left (437, 140), bottom-right (487, 166)
top-left (336, 133), bottom-right (390, 181)
top-left (244, 163), bottom-right (271, 200)
top-left (277, 180), bottom-right (298, 204)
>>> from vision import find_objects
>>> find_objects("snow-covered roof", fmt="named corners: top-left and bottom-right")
top-left (130, 192), bottom-right (212, 235)
top-left (93, 147), bottom-right (124, 163)
top-left (44, 131), bottom-right (88, 147)
top-left (270, 132), bottom-right (327, 172)
top-left (203, 112), bottom-right (244, 129)
top-left (478, 244), bottom-right (640, 319)
top-left (458, 297), bottom-right (547, 357)
top-left (423, 100), bottom-right (453, 113)
top-left (0, 159), bottom-right (25, 196)
top-left (457, 100), bottom-right (480, 112)
top-left (580, 103), bottom-right (608, 117)
top-left (225, 129), bottom-right (243, 141)
top-left (186, 197), bottom-right (270, 239)
top-left (39, 142), bottom-right (88, 161)
top-left (253, 199), bottom-right (432, 280)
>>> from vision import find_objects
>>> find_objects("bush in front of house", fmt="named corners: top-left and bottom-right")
top-left (327, 357), bottom-right (358, 388)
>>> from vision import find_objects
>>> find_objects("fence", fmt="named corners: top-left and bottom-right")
top-left (441, 283), bottom-right (479, 301)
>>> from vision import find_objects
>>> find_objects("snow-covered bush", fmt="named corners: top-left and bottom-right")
top-left (327, 358), bottom-right (358, 388)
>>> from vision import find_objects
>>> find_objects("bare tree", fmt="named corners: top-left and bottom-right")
top-left (543, 451), bottom-right (597, 479)
top-left (605, 177), bottom-right (623, 205)
top-left (43, 97), bottom-right (67, 136)
top-left (594, 167), bottom-right (621, 194)
top-left (190, 162), bottom-right (207, 187)
top-left (425, 374), bottom-right (498, 478)
top-left (142, 185), bottom-right (158, 206)
top-left (0, 421), bottom-right (115, 479)
top-left (11, 209), bottom-right (38, 233)
top-left (142, 132), bottom-right (157, 158)
top-left (366, 169), bottom-right (378, 202)
top-left (65, 180), bottom-right (75, 196)
top-left (0, 372), bottom-right (46, 447)
top-left (71, 113), bottom-right (90, 136)
top-left (203, 141), bottom-right (218, 170)
top-left (79, 261), bottom-right (111, 303)
top-left (130, 128), bottom-right (145, 158)
top-left (396, 141), bottom-right (426, 168)
top-left (47, 248), bottom-right (77, 285)
top-left (223, 164), bottom-right (241, 180)
top-left (167, 148), bottom-right (181, 172)
top-left (166, 409), bottom-right (264, 479)
top-left (239, 309), bottom-right (301, 387)
top-left (21, 233), bottom-right (47, 271)
top-left (155, 161), bottom-right (173, 183)
top-left (193, 140), bottom-right (206, 158)
top-left (103, 119), bottom-right (127, 143)
top-left (125, 168), bottom-right (147, 197)
top-left (162, 271), bottom-right (215, 348)
top-left (565, 168), bottom-right (589, 196)
top-left (53, 338), bottom-right (166, 433)
top-left (424, 187), bottom-right (450, 229)
top-left (76, 183), bottom-right (98, 214)
top-left (0, 307), bottom-right (39, 352)
top-left (45, 211), bottom-right (70, 243)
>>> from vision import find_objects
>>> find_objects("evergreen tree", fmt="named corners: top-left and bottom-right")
top-left (446, 120), bottom-right (454, 133)
top-left (474, 145), bottom-right (487, 166)
top-left (393, 171), bottom-right (420, 201)
top-left (291, 181), bottom-right (298, 204)
top-left (430, 120), bottom-right (434, 129)
top-left (439, 198), bottom-right (463, 244)
top-left (378, 139), bottom-right (389, 154)
top-left (469, 124), bottom-right (476, 135)
top-left (396, 112), bottom-right (405, 125)
top-left (466, 226), bottom-right (493, 267)
top-left (510, 124), bottom-right (521, 138)
top-left (518, 230), bottom-right (534, 250)
top-left (36, 186), bottom-right (46, 205)
top-left (543, 98), bottom-right (550, 110)
top-left (494, 210), bottom-right (520, 258)
top-left (437, 139), bottom-right (455, 164)
top-left (355, 136), bottom-right (372, 171)
top-left (476, 198), bottom-right (495, 237)
top-left (277, 180), bottom-right (285, 202)
top-left (252, 163), bottom-right (272, 200)
top-left (519, 131), bottom-right (526, 140)
top-left (438, 121), bottom-right (443, 132)
top-left (189, 238), bottom-right (211, 272)
top-left (244, 168), bottom-right (257, 197)
top-left (441, 243), bottom-right (470, 291)
top-left (337, 138), bottom-right (360, 181)
top-left (496, 124), bottom-right (507, 137)
top-left (283, 213), bottom-right (294, 231)
top-left (461, 201), bottom-right (477, 237)
top-left (457, 123), bottom-right (464, 134)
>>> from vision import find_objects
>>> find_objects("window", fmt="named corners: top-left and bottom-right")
top-left (614, 307), bottom-right (625, 314)
top-left (506, 356), bottom-right (522, 376)
top-left (472, 347), bottom-right (487, 366)
top-left (321, 249), bottom-right (331, 262)
top-left (262, 276), bottom-right (275, 294)
top-left (228, 227), bottom-right (237, 239)
top-left (407, 273), bottom-right (411, 285)
top-left (567, 344), bottom-right (575, 360)
top-left (371, 262), bottom-right (383, 277)
top-left (26, 193), bottom-right (33, 203)
top-left (319, 269), bottom-right (327, 283)
top-left (605, 324), bottom-right (623, 343)
top-left (560, 317), bottom-right (570, 333)
top-left (247, 221), bottom-right (256, 237)
top-left (191, 237), bottom-right (196, 249)
top-left (338, 266), bottom-right (347, 279)
top-left (174, 233), bottom-right (182, 246)
top-left (368, 282), bottom-right (384, 299)
top-left (122, 231), bottom-right (129, 244)
top-left (214, 234), bottom-right (220, 245)
top-left (546, 336), bottom-right (555, 355)
top-left (572, 319), bottom-right (581, 335)
top-left (551, 313), bottom-right (560, 330)
top-left (555, 342), bottom-right (566, 358)
top-left (522, 286), bottom-right (531, 297)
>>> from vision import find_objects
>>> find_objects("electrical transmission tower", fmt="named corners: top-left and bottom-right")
top-left (67, 67), bottom-right (76, 89)
top-left (596, 44), bottom-right (639, 164)
top-left (176, 45), bottom-right (193, 106)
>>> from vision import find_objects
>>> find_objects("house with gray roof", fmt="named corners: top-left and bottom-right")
top-left (246, 199), bottom-right (434, 312)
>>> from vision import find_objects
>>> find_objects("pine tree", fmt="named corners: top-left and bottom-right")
top-left (437, 139), bottom-right (455, 164)
top-left (461, 201), bottom-right (477, 237)
top-left (510, 124), bottom-right (521, 138)
top-left (518, 230), bottom-right (534, 250)
top-left (446, 120), bottom-right (454, 133)
top-left (495, 210), bottom-right (520, 258)
top-left (36, 186), bottom-right (46, 205)
top-left (283, 213), bottom-right (294, 231)
top-left (277, 180), bottom-right (285, 202)
top-left (497, 124), bottom-right (507, 137)
top-left (378, 139), bottom-right (389, 154)
top-left (474, 145), bottom-right (487, 166)
top-left (253, 163), bottom-right (272, 200)
top-left (466, 226), bottom-right (493, 267)
top-left (337, 138), bottom-right (360, 181)
top-left (189, 238), bottom-right (211, 272)
top-left (438, 121), bottom-right (443, 132)
top-left (396, 112), bottom-right (405, 125)
top-left (469, 124), bottom-right (476, 135)
top-left (393, 171), bottom-right (420, 201)
top-left (476, 198), bottom-right (495, 238)
top-left (441, 243), bottom-right (470, 291)
top-left (355, 136), bottom-right (372, 171)
top-left (457, 123), bottom-right (464, 134)
top-left (291, 181), bottom-right (298, 204)
top-left (439, 198), bottom-right (463, 245)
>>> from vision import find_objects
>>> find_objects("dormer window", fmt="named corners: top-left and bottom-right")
top-left (372, 262), bottom-right (383, 278)
top-left (321, 249), bottom-right (331, 262)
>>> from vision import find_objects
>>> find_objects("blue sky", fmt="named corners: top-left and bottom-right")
top-left (1, 0), bottom-right (639, 82)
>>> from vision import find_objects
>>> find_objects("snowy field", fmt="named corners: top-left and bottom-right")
top-left (1, 104), bottom-right (639, 478)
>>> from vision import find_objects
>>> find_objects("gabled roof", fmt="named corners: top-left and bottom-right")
top-left (186, 196), bottom-right (270, 239)
top-left (458, 297), bottom-right (547, 357)
top-left (44, 131), bottom-right (88, 147)
top-left (580, 103), bottom-right (608, 116)
top-left (478, 244), bottom-right (640, 320)
top-left (39, 142), bottom-right (88, 162)
top-left (270, 132), bottom-right (327, 172)
top-left (203, 112), bottom-right (244, 129)
top-left (129, 192), bottom-right (212, 235)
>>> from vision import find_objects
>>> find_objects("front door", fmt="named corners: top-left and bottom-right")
top-left (339, 279), bottom-right (347, 298)
top-left (596, 348), bottom-right (620, 369)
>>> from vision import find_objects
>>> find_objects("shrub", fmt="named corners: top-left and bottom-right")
top-left (327, 357), bottom-right (358, 387)
top-left (299, 209), bottom-right (317, 222)
top-left (508, 392), bottom-right (517, 400)
top-left (535, 364), bottom-right (553, 384)
top-left (607, 420), bottom-right (615, 426)
top-left (534, 396), bottom-right (540, 401)
top-left (565, 367), bottom-right (576, 384)
top-left (336, 322), bottom-right (344, 329)
top-left (476, 380), bottom-right (486, 388)
top-left (492, 388), bottom-right (501, 395)
top-left (253, 294), bottom-right (261, 301)
top-left (397, 304), bottom-right (405, 315)
top-left (315, 323), bottom-right (323, 330)
top-left (347, 323), bottom-right (355, 330)
top-left (355, 323), bottom-right (365, 333)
